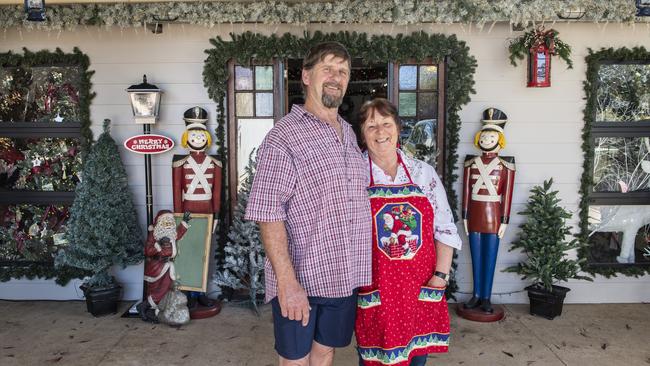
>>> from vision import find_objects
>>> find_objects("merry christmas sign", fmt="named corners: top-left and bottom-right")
top-left (124, 134), bottom-right (174, 154)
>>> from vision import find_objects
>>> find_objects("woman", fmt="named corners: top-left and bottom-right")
top-left (355, 98), bottom-right (462, 366)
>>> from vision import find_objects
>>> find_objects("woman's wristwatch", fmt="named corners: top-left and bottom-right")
top-left (434, 271), bottom-right (450, 285)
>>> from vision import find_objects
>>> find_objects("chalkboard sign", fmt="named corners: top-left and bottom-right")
top-left (173, 213), bottom-right (213, 292)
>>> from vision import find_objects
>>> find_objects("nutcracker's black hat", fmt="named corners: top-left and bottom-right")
top-left (480, 107), bottom-right (507, 133)
top-left (183, 106), bottom-right (208, 130)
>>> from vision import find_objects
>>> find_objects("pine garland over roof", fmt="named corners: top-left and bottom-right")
top-left (0, 0), bottom-right (646, 32)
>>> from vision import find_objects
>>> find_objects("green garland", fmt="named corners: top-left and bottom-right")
top-left (0, 47), bottom-right (94, 285)
top-left (0, 1), bottom-right (644, 31)
top-left (578, 46), bottom-right (650, 278)
top-left (203, 31), bottom-right (476, 297)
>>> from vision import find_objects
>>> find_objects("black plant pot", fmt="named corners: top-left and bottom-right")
top-left (80, 284), bottom-right (122, 317)
top-left (525, 284), bottom-right (570, 320)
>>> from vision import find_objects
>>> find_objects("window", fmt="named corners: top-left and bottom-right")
top-left (394, 63), bottom-right (446, 173)
top-left (0, 55), bottom-right (89, 274)
top-left (586, 62), bottom-right (650, 267)
top-left (227, 60), bottom-right (282, 213)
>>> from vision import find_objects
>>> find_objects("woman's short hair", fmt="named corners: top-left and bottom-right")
top-left (357, 98), bottom-right (401, 132)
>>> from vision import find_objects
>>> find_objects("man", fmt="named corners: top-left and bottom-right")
top-left (245, 42), bottom-right (372, 366)
top-left (462, 108), bottom-right (515, 314)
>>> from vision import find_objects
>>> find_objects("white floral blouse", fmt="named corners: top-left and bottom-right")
top-left (365, 149), bottom-right (463, 250)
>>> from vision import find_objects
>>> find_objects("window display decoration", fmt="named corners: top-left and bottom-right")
top-left (1, 138), bottom-right (82, 192)
top-left (0, 203), bottom-right (89, 284)
top-left (0, 47), bottom-right (94, 149)
top-left (204, 31), bottom-right (477, 298)
top-left (0, 1), bottom-right (643, 31)
top-left (579, 46), bottom-right (650, 277)
top-left (508, 26), bottom-right (573, 88)
top-left (0, 47), bottom-right (94, 284)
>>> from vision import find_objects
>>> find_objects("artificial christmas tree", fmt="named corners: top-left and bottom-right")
top-left (213, 151), bottom-right (265, 314)
top-left (504, 178), bottom-right (591, 319)
top-left (55, 119), bottom-right (143, 316)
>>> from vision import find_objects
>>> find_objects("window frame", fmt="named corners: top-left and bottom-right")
top-left (0, 50), bottom-right (92, 273)
top-left (391, 59), bottom-right (447, 176)
top-left (227, 58), bottom-right (283, 215)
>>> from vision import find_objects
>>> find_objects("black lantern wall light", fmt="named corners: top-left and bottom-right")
top-left (127, 75), bottom-right (162, 227)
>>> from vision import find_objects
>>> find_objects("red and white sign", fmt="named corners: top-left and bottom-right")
top-left (124, 134), bottom-right (174, 154)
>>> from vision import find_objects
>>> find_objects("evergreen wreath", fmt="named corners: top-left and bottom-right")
top-left (578, 46), bottom-right (650, 278)
top-left (0, 47), bottom-right (94, 285)
top-left (203, 31), bottom-right (477, 298)
top-left (508, 26), bottom-right (573, 69)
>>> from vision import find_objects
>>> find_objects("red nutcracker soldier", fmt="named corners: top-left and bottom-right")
top-left (172, 106), bottom-right (222, 313)
top-left (172, 106), bottom-right (222, 215)
top-left (140, 210), bottom-right (191, 321)
top-left (462, 108), bottom-right (515, 315)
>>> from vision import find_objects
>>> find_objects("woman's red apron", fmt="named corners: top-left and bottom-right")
top-left (355, 154), bottom-right (449, 365)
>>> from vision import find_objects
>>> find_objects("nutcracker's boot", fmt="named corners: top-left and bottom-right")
top-left (480, 298), bottom-right (494, 313)
top-left (197, 293), bottom-right (216, 307)
top-left (463, 296), bottom-right (481, 309)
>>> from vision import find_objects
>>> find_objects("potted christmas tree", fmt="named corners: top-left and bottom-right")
top-left (504, 179), bottom-right (591, 319)
top-left (213, 151), bottom-right (265, 314)
top-left (55, 119), bottom-right (143, 316)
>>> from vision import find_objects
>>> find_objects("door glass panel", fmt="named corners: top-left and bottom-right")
top-left (398, 92), bottom-right (416, 117)
top-left (255, 93), bottom-right (273, 117)
top-left (417, 92), bottom-right (437, 118)
top-left (255, 66), bottom-right (273, 90)
top-left (236, 92), bottom-right (254, 117)
top-left (237, 118), bottom-right (274, 186)
top-left (399, 65), bottom-right (417, 90)
top-left (418, 65), bottom-right (438, 90)
top-left (235, 66), bottom-right (253, 90)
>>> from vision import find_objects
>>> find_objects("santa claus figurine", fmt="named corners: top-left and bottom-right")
top-left (141, 210), bottom-right (191, 321)
top-left (462, 108), bottom-right (515, 315)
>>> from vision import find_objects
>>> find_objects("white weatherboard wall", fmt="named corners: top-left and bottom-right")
top-left (1, 22), bottom-right (648, 302)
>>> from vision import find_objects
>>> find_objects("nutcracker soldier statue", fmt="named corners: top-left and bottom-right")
top-left (461, 108), bottom-right (515, 319)
top-left (172, 106), bottom-right (222, 316)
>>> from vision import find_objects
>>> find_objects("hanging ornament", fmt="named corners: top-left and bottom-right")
top-left (507, 26), bottom-right (573, 88)
top-left (28, 222), bottom-right (40, 237)
top-left (31, 155), bottom-right (43, 174)
top-left (53, 112), bottom-right (64, 123)
top-left (62, 161), bottom-right (67, 180)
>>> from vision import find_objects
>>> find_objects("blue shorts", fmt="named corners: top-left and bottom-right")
top-left (271, 290), bottom-right (357, 360)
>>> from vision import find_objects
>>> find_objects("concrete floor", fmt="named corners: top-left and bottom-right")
top-left (1, 301), bottom-right (649, 366)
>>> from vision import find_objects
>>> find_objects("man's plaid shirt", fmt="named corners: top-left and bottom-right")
top-left (245, 104), bottom-right (372, 302)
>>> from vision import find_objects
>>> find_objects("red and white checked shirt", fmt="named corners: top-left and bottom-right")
top-left (245, 104), bottom-right (372, 302)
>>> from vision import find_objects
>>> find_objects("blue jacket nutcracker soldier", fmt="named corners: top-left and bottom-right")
top-left (172, 106), bottom-right (222, 316)
top-left (461, 108), bottom-right (515, 318)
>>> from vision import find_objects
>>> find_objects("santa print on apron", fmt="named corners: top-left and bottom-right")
top-left (356, 153), bottom-right (450, 366)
